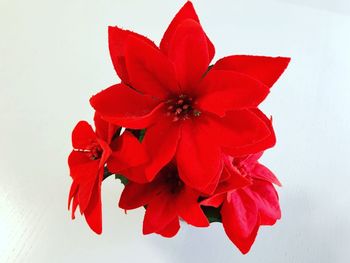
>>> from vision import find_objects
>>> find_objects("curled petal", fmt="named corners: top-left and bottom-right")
top-left (107, 131), bottom-right (148, 173)
top-left (94, 111), bottom-right (119, 144)
top-left (90, 84), bottom-right (162, 129)
top-left (71, 121), bottom-right (96, 149)
top-left (205, 110), bottom-right (274, 157)
top-left (108, 26), bottom-right (157, 83)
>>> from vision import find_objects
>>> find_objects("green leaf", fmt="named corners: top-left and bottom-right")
top-left (115, 174), bottom-right (129, 185)
top-left (202, 206), bottom-right (222, 223)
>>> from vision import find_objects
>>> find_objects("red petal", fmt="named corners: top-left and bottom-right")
top-left (120, 165), bottom-right (148, 184)
top-left (156, 218), bottom-right (180, 238)
top-left (125, 35), bottom-right (179, 98)
top-left (207, 110), bottom-right (274, 156)
top-left (68, 151), bottom-right (100, 212)
top-left (90, 84), bottom-right (163, 129)
top-left (160, 1), bottom-right (215, 62)
top-left (68, 180), bottom-right (78, 209)
top-left (225, 109), bottom-right (276, 156)
top-left (107, 131), bottom-right (148, 173)
top-left (71, 121), bottom-right (96, 149)
top-left (119, 182), bottom-right (160, 210)
top-left (83, 175), bottom-right (103, 234)
top-left (213, 55), bottom-right (291, 88)
top-left (176, 119), bottom-right (222, 193)
top-left (252, 163), bottom-right (282, 186)
top-left (142, 117), bottom-right (181, 181)
top-left (215, 163), bottom-right (251, 195)
top-left (68, 150), bottom-right (91, 178)
top-left (108, 26), bottom-right (157, 84)
top-left (221, 191), bottom-right (260, 254)
top-left (200, 193), bottom-right (225, 208)
top-left (197, 70), bottom-right (269, 116)
top-left (244, 180), bottom-right (281, 225)
top-left (94, 111), bottom-right (119, 144)
top-left (143, 194), bottom-right (177, 235)
top-left (176, 186), bottom-right (209, 227)
top-left (168, 19), bottom-right (209, 94)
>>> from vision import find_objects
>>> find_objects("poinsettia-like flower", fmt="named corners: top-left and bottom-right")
top-left (202, 152), bottom-right (281, 254)
top-left (90, 1), bottom-right (290, 193)
top-left (119, 162), bottom-right (211, 237)
top-left (68, 113), bottom-right (147, 234)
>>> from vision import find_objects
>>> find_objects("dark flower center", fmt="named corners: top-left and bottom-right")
top-left (75, 142), bottom-right (103, 160)
top-left (159, 164), bottom-right (184, 194)
top-left (166, 94), bottom-right (201, 122)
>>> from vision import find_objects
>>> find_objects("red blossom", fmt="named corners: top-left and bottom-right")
top-left (119, 163), bottom-right (209, 237)
top-left (202, 152), bottom-right (281, 254)
top-left (90, 1), bottom-right (290, 194)
top-left (68, 113), bottom-right (147, 234)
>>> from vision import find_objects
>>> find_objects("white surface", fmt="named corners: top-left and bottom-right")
top-left (1, 0), bottom-right (350, 262)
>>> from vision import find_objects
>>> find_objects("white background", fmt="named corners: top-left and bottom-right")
top-left (1, 0), bottom-right (350, 262)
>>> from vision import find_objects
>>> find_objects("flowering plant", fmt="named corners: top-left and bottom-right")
top-left (67, 1), bottom-right (290, 254)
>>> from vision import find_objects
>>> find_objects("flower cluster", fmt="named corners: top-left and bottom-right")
top-left (67, 1), bottom-right (290, 254)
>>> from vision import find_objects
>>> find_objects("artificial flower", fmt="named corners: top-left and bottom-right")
top-left (90, 1), bottom-right (290, 193)
top-left (202, 152), bottom-right (281, 253)
top-left (119, 162), bottom-right (209, 237)
top-left (68, 113), bottom-right (147, 233)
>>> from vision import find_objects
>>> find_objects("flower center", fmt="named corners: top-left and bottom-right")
top-left (159, 164), bottom-right (184, 194)
top-left (166, 94), bottom-right (201, 122)
top-left (74, 142), bottom-right (103, 160)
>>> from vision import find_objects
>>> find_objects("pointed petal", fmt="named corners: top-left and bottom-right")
top-left (157, 218), bottom-right (180, 238)
top-left (90, 84), bottom-right (163, 129)
top-left (160, 1), bottom-right (215, 61)
top-left (221, 191), bottom-right (260, 254)
top-left (176, 119), bottom-right (222, 193)
top-left (125, 35), bottom-right (179, 98)
top-left (245, 180), bottom-right (281, 225)
top-left (197, 70), bottom-right (269, 116)
top-left (252, 163), bottom-right (282, 186)
top-left (119, 182), bottom-right (160, 210)
top-left (206, 110), bottom-right (275, 156)
top-left (225, 109), bottom-right (276, 156)
top-left (107, 131), bottom-right (148, 173)
top-left (200, 193), bottom-right (225, 208)
top-left (143, 194), bottom-right (177, 235)
top-left (168, 19), bottom-right (209, 94)
top-left (71, 121), bottom-right (96, 149)
top-left (142, 117), bottom-right (181, 181)
top-left (176, 186), bottom-right (209, 227)
top-left (68, 151), bottom-right (100, 212)
top-left (83, 175), bottom-right (103, 234)
top-left (213, 55), bottom-right (291, 88)
top-left (108, 26), bottom-right (157, 83)
top-left (94, 111), bottom-right (119, 144)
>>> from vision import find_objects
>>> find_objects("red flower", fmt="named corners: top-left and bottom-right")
top-left (68, 113), bottom-right (147, 234)
top-left (202, 152), bottom-right (281, 254)
top-left (90, 1), bottom-right (290, 193)
top-left (119, 163), bottom-right (209, 237)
